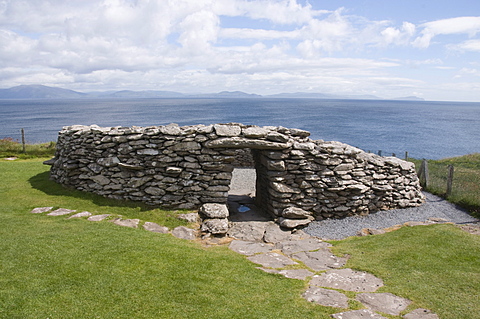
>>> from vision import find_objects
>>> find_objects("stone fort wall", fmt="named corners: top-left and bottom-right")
top-left (46, 123), bottom-right (424, 220)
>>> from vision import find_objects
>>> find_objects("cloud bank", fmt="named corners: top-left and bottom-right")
top-left (0, 0), bottom-right (479, 101)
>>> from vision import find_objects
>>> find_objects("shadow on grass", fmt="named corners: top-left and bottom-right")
top-left (28, 171), bottom-right (160, 212)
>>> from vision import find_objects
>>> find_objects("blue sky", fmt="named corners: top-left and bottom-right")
top-left (1, 0), bottom-right (479, 101)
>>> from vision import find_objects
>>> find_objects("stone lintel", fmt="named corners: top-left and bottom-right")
top-left (205, 137), bottom-right (291, 150)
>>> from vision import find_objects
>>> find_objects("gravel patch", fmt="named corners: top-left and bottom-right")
top-left (305, 192), bottom-right (478, 240)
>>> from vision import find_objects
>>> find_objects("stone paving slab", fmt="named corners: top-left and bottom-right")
top-left (288, 229), bottom-right (314, 241)
top-left (172, 226), bottom-right (197, 240)
top-left (303, 286), bottom-right (349, 308)
top-left (356, 292), bottom-right (411, 316)
top-left (112, 218), bottom-right (140, 228)
top-left (30, 207), bottom-right (53, 214)
top-left (263, 223), bottom-right (292, 243)
top-left (143, 222), bottom-right (169, 234)
top-left (278, 269), bottom-right (314, 280)
top-left (403, 308), bottom-right (440, 319)
top-left (87, 214), bottom-right (111, 221)
top-left (227, 221), bottom-right (269, 241)
top-left (331, 309), bottom-right (388, 319)
top-left (247, 252), bottom-right (298, 268)
top-left (310, 268), bottom-right (384, 292)
top-left (293, 249), bottom-right (347, 271)
top-left (276, 238), bottom-right (331, 255)
top-left (47, 208), bottom-right (76, 216)
top-left (257, 268), bottom-right (314, 280)
top-left (229, 240), bottom-right (274, 256)
top-left (68, 211), bottom-right (92, 219)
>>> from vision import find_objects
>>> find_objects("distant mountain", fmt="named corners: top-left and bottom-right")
top-left (393, 96), bottom-right (425, 101)
top-left (267, 92), bottom-right (380, 100)
top-left (105, 90), bottom-right (186, 98)
top-left (0, 85), bottom-right (386, 100)
top-left (0, 85), bottom-right (262, 99)
top-left (0, 85), bottom-right (86, 99)
top-left (190, 91), bottom-right (262, 98)
top-left (268, 92), bottom-right (332, 99)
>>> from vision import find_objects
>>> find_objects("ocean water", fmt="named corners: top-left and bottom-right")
top-left (1, 98), bottom-right (479, 159)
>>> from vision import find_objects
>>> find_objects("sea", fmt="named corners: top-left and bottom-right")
top-left (1, 98), bottom-right (479, 160)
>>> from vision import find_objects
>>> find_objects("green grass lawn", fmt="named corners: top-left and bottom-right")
top-left (1, 159), bottom-right (479, 319)
top-left (0, 159), bottom-right (331, 319)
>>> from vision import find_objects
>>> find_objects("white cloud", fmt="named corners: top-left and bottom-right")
top-left (381, 22), bottom-right (416, 46)
top-left (413, 16), bottom-right (480, 48)
top-left (451, 39), bottom-right (480, 52)
top-left (219, 0), bottom-right (330, 25)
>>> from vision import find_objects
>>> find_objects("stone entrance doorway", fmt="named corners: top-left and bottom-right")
top-left (228, 168), bottom-right (271, 222)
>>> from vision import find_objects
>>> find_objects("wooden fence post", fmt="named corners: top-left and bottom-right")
top-left (21, 128), bottom-right (26, 154)
top-left (418, 159), bottom-right (429, 189)
top-left (446, 164), bottom-right (454, 197)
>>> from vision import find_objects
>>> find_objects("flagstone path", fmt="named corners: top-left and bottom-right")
top-left (30, 206), bottom-right (440, 318)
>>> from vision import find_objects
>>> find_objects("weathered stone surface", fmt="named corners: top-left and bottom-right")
top-left (118, 162), bottom-right (143, 170)
top-left (243, 126), bottom-right (268, 138)
top-left (292, 249), bottom-right (347, 271)
top-left (227, 221), bottom-right (269, 242)
top-left (282, 207), bottom-right (312, 219)
top-left (356, 293), bottom-right (411, 316)
top-left (177, 213), bottom-right (199, 223)
top-left (166, 166), bottom-right (183, 175)
top-left (172, 141), bottom-right (201, 152)
top-left (357, 228), bottom-right (386, 236)
top-left (331, 309), bottom-right (388, 319)
top-left (143, 222), bottom-right (169, 233)
top-left (214, 124), bottom-right (242, 137)
top-left (30, 207), bottom-right (53, 214)
top-left (159, 123), bottom-right (182, 135)
top-left (199, 203), bottom-right (229, 218)
top-left (172, 226), bottom-right (197, 240)
top-left (276, 238), bottom-right (331, 255)
top-left (303, 287), bottom-right (349, 308)
top-left (277, 216), bottom-right (314, 228)
top-left (90, 175), bottom-right (110, 185)
top-left (263, 223), bottom-right (292, 243)
top-left (201, 218), bottom-right (229, 234)
top-left (137, 149), bottom-right (159, 155)
top-left (144, 187), bottom-right (166, 196)
top-left (229, 240), bottom-right (274, 256)
top-left (403, 308), bottom-right (440, 319)
top-left (310, 268), bottom-right (384, 292)
top-left (278, 269), bottom-right (314, 280)
top-left (247, 252), bottom-right (298, 268)
top-left (68, 211), bottom-right (92, 218)
top-left (266, 132), bottom-right (290, 143)
top-left (205, 137), bottom-right (290, 149)
top-left (112, 218), bottom-right (140, 228)
top-left (47, 208), bottom-right (76, 216)
top-left (87, 214), bottom-right (111, 221)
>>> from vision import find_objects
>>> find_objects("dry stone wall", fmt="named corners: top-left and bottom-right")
top-left (46, 123), bottom-right (424, 220)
